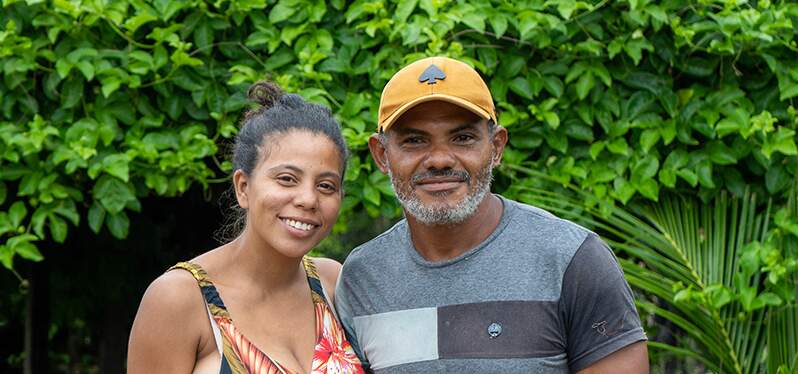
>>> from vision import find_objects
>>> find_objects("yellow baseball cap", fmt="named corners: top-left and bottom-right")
top-left (377, 56), bottom-right (497, 132)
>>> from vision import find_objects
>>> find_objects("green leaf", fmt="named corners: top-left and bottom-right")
top-left (756, 292), bottom-right (783, 307)
top-left (676, 169), bottom-right (698, 187)
top-left (102, 154), bottom-right (130, 182)
top-left (639, 129), bottom-right (660, 153)
top-left (762, 128), bottom-right (798, 159)
top-left (490, 14), bottom-right (508, 37)
top-left (92, 175), bottom-right (136, 214)
top-left (696, 160), bottom-right (715, 189)
top-left (61, 76), bottom-right (84, 109)
top-left (766, 164), bottom-right (791, 194)
top-left (633, 156), bottom-right (660, 180)
top-left (0, 181), bottom-right (6, 205)
top-left (395, 0), bottom-right (418, 22)
top-left (194, 19), bottom-right (214, 50)
top-left (613, 177), bottom-right (636, 204)
top-left (658, 168), bottom-right (677, 188)
top-left (9, 201), bottom-right (27, 228)
top-left (542, 76), bottom-right (563, 98)
top-left (363, 182), bottom-right (380, 206)
top-left (88, 201), bottom-right (105, 234)
top-left (461, 13), bottom-right (485, 33)
top-left (270, 0), bottom-right (297, 23)
top-left (509, 77), bottom-right (534, 99)
top-left (13, 241), bottom-right (43, 262)
top-left (101, 77), bottom-right (122, 98)
top-left (542, 112), bottom-right (560, 129)
top-left (706, 285), bottom-right (733, 309)
top-left (779, 81), bottom-right (798, 101)
top-left (575, 72), bottom-right (595, 100)
top-left (635, 178), bottom-right (659, 201)
top-left (75, 60), bottom-right (95, 81)
top-left (545, 131), bottom-right (568, 153)
top-left (607, 138), bottom-right (630, 156)
top-left (0, 244), bottom-right (12, 270)
top-left (715, 119), bottom-right (740, 138)
top-left (106, 211), bottom-right (130, 239)
top-left (55, 59), bottom-right (73, 78)
top-left (707, 141), bottom-right (737, 165)
top-left (48, 214), bottom-right (68, 243)
top-left (589, 141), bottom-right (605, 160)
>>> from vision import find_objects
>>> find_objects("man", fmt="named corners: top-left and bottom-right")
top-left (335, 56), bottom-right (648, 373)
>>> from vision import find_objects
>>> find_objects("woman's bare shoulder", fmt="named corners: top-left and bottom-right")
top-left (310, 257), bottom-right (342, 302)
top-left (127, 268), bottom-right (212, 372)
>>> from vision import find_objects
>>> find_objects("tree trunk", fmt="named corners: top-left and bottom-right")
top-left (98, 301), bottom-right (126, 374)
top-left (24, 261), bottom-right (48, 374)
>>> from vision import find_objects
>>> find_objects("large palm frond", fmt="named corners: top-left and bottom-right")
top-left (505, 165), bottom-right (791, 373)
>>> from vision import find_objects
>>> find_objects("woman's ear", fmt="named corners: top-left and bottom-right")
top-left (233, 169), bottom-right (250, 209)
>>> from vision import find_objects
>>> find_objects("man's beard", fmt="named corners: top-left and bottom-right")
top-left (386, 157), bottom-right (495, 226)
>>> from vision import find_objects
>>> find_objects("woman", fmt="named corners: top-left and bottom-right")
top-left (127, 81), bottom-right (364, 374)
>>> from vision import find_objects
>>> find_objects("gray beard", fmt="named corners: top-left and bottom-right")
top-left (387, 159), bottom-right (495, 226)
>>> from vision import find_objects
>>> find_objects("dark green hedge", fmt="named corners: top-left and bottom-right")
top-left (1, 0), bottom-right (798, 271)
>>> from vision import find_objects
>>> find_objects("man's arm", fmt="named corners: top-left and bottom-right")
top-left (576, 341), bottom-right (649, 374)
top-left (561, 233), bottom-right (649, 371)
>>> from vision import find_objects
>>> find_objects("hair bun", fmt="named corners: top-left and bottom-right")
top-left (247, 80), bottom-right (284, 109)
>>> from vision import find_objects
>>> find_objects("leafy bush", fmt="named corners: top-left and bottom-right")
top-left (2, 0), bottom-right (798, 276)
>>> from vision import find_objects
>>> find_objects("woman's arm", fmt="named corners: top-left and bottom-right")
top-left (127, 270), bottom-right (211, 373)
top-left (313, 257), bottom-right (343, 304)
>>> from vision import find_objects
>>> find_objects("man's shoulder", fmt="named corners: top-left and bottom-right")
top-left (341, 218), bottom-right (408, 270)
top-left (501, 196), bottom-right (593, 244)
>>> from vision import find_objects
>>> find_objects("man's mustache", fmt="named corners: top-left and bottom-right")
top-left (411, 169), bottom-right (470, 185)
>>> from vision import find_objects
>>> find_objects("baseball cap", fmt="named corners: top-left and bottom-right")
top-left (377, 56), bottom-right (497, 132)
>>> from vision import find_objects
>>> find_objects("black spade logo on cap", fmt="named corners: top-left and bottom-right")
top-left (419, 64), bottom-right (446, 85)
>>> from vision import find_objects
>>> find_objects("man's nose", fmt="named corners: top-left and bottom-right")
top-left (421, 143), bottom-right (457, 170)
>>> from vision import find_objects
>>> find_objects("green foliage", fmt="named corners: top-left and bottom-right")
top-left (511, 166), bottom-right (798, 374)
top-left (2, 0), bottom-right (798, 274)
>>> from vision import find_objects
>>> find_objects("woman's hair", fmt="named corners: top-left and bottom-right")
top-left (216, 80), bottom-right (348, 242)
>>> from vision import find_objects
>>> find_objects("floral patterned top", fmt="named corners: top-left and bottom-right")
top-left (169, 257), bottom-right (364, 374)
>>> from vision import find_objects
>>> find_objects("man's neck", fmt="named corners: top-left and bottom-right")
top-left (405, 194), bottom-right (504, 262)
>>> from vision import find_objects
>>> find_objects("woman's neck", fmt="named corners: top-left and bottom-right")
top-left (213, 229), bottom-right (306, 293)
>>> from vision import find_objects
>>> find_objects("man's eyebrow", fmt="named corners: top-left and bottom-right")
top-left (318, 171), bottom-right (342, 181)
top-left (448, 120), bottom-right (483, 134)
top-left (393, 127), bottom-right (428, 136)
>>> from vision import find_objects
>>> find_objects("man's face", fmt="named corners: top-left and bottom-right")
top-left (369, 101), bottom-right (506, 225)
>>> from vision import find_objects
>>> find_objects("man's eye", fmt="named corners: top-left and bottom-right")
top-left (403, 136), bottom-right (424, 144)
top-left (318, 182), bottom-right (338, 193)
top-left (454, 134), bottom-right (475, 143)
top-left (277, 175), bottom-right (297, 183)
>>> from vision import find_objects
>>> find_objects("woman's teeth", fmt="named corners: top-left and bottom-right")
top-left (284, 219), bottom-right (314, 231)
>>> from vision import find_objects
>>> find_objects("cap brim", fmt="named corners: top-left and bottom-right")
top-left (379, 94), bottom-right (493, 132)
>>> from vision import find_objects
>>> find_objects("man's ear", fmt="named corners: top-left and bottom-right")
top-left (491, 125), bottom-right (508, 165)
top-left (233, 169), bottom-right (250, 209)
top-left (368, 134), bottom-right (390, 174)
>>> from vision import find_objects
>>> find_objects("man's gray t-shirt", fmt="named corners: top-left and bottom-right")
top-left (335, 195), bottom-right (647, 373)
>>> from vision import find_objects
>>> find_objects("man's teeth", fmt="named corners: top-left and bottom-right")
top-left (284, 219), bottom-right (314, 231)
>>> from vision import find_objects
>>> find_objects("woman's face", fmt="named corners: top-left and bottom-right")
top-left (235, 129), bottom-right (343, 258)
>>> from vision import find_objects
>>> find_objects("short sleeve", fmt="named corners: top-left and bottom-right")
top-left (560, 233), bottom-right (647, 371)
top-left (334, 273), bottom-right (370, 370)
